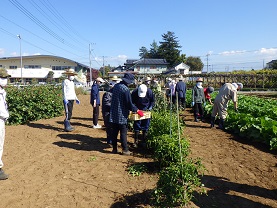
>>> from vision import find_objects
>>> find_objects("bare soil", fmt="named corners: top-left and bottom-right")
top-left (1, 94), bottom-right (276, 208)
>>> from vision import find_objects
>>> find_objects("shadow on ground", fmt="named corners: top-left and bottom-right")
top-left (193, 175), bottom-right (277, 208)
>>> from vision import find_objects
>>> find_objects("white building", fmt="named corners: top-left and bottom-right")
top-left (0, 55), bottom-right (89, 84)
top-left (124, 58), bottom-right (169, 74)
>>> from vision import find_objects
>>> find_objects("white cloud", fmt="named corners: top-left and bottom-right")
top-left (94, 55), bottom-right (128, 67)
top-left (258, 47), bottom-right (277, 55)
top-left (10, 52), bottom-right (17, 56)
top-left (0, 48), bottom-right (5, 56)
top-left (219, 50), bottom-right (246, 56)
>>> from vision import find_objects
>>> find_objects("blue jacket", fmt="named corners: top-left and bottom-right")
top-left (175, 81), bottom-right (187, 98)
top-left (110, 82), bottom-right (138, 125)
top-left (131, 88), bottom-right (155, 111)
top-left (90, 82), bottom-right (101, 105)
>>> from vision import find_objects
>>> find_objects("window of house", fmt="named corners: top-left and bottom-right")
top-left (24, 65), bottom-right (41, 69)
top-left (9, 66), bottom-right (17, 69)
top-left (52, 66), bottom-right (71, 70)
top-left (150, 66), bottom-right (156, 69)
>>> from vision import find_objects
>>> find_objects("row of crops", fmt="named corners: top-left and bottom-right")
top-left (184, 90), bottom-right (277, 150)
top-left (6, 85), bottom-right (64, 125)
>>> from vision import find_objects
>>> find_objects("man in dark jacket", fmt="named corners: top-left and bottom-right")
top-left (175, 77), bottom-right (187, 109)
top-left (90, 77), bottom-right (105, 128)
top-left (109, 73), bottom-right (143, 155)
top-left (131, 84), bottom-right (155, 148)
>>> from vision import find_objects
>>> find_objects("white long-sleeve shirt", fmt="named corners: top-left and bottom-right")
top-left (62, 79), bottom-right (77, 100)
top-left (0, 88), bottom-right (9, 120)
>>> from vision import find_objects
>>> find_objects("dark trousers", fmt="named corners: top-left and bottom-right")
top-left (133, 118), bottom-right (150, 132)
top-left (103, 112), bottom-right (112, 143)
top-left (194, 103), bottom-right (204, 118)
top-left (110, 123), bottom-right (128, 151)
top-left (64, 100), bottom-right (74, 120)
top-left (178, 97), bottom-right (186, 109)
top-left (92, 104), bottom-right (100, 126)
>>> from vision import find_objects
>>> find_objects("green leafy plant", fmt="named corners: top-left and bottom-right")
top-left (127, 163), bottom-right (147, 177)
top-left (6, 85), bottom-right (64, 125)
top-left (87, 156), bottom-right (96, 162)
top-left (153, 160), bottom-right (204, 207)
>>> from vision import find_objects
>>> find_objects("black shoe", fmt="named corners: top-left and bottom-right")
top-left (112, 149), bottom-right (118, 154)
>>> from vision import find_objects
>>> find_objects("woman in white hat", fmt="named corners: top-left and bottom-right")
top-left (191, 77), bottom-right (205, 122)
top-left (62, 69), bottom-right (80, 132)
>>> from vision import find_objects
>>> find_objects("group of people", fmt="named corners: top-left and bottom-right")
top-left (0, 66), bottom-right (244, 180)
top-left (62, 71), bottom-right (155, 155)
top-left (165, 76), bottom-right (243, 128)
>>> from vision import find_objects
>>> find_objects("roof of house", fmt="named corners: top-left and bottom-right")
top-left (0, 55), bottom-right (89, 68)
top-left (125, 58), bottom-right (169, 65)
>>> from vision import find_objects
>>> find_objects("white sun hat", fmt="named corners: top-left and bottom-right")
top-left (138, 84), bottom-right (147, 98)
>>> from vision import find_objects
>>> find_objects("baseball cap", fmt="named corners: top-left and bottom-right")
top-left (138, 84), bottom-right (147, 98)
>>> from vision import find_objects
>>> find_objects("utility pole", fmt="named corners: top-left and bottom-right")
top-left (17, 34), bottom-right (23, 84)
top-left (89, 43), bottom-right (92, 86)
top-left (102, 56), bottom-right (105, 77)
top-left (206, 53), bottom-right (210, 73)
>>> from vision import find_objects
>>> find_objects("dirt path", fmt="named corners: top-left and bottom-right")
top-left (0, 94), bottom-right (276, 208)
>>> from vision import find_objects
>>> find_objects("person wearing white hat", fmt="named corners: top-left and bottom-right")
top-left (175, 77), bottom-right (187, 109)
top-left (211, 82), bottom-right (243, 129)
top-left (90, 77), bottom-right (105, 129)
top-left (192, 77), bottom-right (205, 122)
top-left (131, 83), bottom-right (155, 148)
top-left (0, 68), bottom-right (10, 180)
top-left (62, 68), bottom-right (80, 132)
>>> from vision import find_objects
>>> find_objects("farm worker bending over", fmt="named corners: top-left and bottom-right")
top-left (0, 68), bottom-right (11, 180)
top-left (175, 76), bottom-right (187, 109)
top-left (109, 73), bottom-right (142, 155)
top-left (62, 69), bottom-right (80, 132)
top-left (204, 86), bottom-right (214, 105)
top-left (192, 77), bottom-right (206, 122)
top-left (90, 77), bottom-right (105, 129)
top-left (131, 83), bottom-right (155, 148)
top-left (211, 82), bottom-right (243, 129)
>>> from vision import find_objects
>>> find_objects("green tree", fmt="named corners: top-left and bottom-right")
top-left (139, 46), bottom-right (149, 58)
top-left (186, 56), bottom-right (204, 71)
top-left (149, 40), bottom-right (160, 58)
top-left (177, 54), bottom-right (187, 64)
top-left (271, 61), bottom-right (277, 69)
top-left (158, 31), bottom-right (181, 67)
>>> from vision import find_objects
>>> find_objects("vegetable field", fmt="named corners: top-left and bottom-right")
top-left (205, 93), bottom-right (277, 150)
top-left (0, 94), bottom-right (276, 207)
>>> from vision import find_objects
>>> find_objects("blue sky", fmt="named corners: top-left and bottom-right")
top-left (1, 0), bottom-right (277, 72)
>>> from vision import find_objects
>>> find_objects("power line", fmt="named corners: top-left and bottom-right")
top-left (27, 0), bottom-right (87, 50)
top-left (8, 0), bottom-right (87, 53)
top-left (0, 15), bottom-right (88, 60)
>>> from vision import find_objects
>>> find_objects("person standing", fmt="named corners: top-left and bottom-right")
top-left (175, 77), bottom-right (187, 109)
top-left (169, 79), bottom-right (177, 104)
top-left (211, 83), bottom-right (243, 129)
top-left (0, 68), bottom-right (10, 180)
top-left (109, 73), bottom-right (143, 155)
top-left (62, 69), bottom-right (80, 132)
top-left (131, 83), bottom-right (155, 148)
top-left (191, 77), bottom-right (205, 122)
top-left (90, 77), bottom-right (105, 129)
top-left (101, 76), bottom-right (121, 144)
